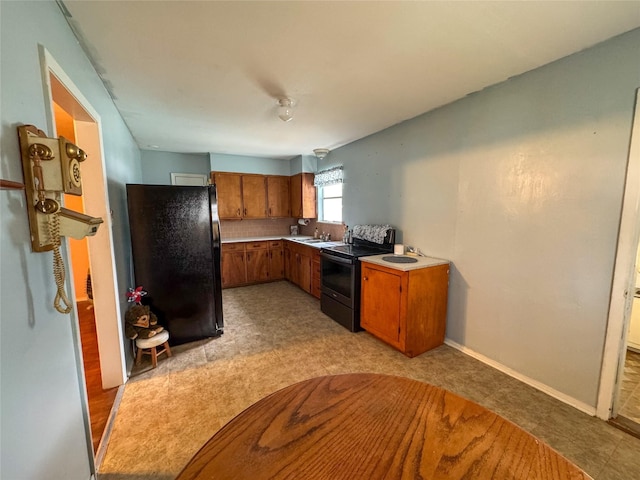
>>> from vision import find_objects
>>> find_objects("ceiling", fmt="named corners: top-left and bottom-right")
top-left (60, 1), bottom-right (640, 160)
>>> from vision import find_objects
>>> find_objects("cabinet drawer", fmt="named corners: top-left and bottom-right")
top-left (222, 243), bottom-right (245, 252)
top-left (268, 240), bottom-right (283, 249)
top-left (246, 241), bottom-right (268, 251)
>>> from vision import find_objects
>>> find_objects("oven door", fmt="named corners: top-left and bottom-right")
top-left (320, 252), bottom-right (355, 308)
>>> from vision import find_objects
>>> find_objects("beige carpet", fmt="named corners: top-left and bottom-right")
top-left (98, 281), bottom-right (640, 480)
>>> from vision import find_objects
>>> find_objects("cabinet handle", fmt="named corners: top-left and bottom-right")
top-left (237, 208), bottom-right (240, 217)
top-left (364, 276), bottom-right (368, 281)
top-left (244, 208), bottom-right (247, 215)
top-left (247, 253), bottom-right (251, 261)
top-left (269, 207), bottom-right (272, 215)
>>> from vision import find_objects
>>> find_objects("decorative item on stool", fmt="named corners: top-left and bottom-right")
top-left (125, 285), bottom-right (172, 368)
top-left (135, 330), bottom-right (172, 368)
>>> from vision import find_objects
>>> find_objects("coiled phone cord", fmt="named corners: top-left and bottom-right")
top-left (48, 212), bottom-right (72, 314)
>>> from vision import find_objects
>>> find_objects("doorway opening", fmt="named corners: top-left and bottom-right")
top-left (610, 238), bottom-right (640, 437)
top-left (52, 101), bottom-right (119, 452)
top-left (40, 47), bottom-right (128, 466)
top-left (598, 88), bottom-right (640, 438)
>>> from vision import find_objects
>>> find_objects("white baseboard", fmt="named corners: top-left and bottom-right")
top-left (444, 338), bottom-right (596, 416)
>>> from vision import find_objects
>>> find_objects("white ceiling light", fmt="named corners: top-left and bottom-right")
top-left (277, 97), bottom-right (294, 122)
top-left (313, 148), bottom-right (330, 159)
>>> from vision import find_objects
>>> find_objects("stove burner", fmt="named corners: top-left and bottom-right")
top-left (325, 244), bottom-right (388, 258)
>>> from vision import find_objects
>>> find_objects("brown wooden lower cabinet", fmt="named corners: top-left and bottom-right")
top-left (222, 239), bottom-right (319, 295)
top-left (360, 261), bottom-right (449, 357)
top-left (222, 240), bottom-right (284, 288)
top-left (283, 240), bottom-right (314, 295)
top-left (221, 243), bottom-right (247, 287)
top-left (246, 241), bottom-right (269, 283)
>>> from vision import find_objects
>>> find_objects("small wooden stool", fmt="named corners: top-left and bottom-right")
top-left (135, 330), bottom-right (172, 368)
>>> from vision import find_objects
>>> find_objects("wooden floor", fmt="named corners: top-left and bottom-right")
top-left (77, 300), bottom-right (119, 453)
top-left (611, 349), bottom-right (640, 438)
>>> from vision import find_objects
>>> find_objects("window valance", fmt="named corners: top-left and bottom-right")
top-left (314, 166), bottom-right (343, 187)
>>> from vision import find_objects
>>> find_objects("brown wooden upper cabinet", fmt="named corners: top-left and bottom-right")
top-left (290, 173), bottom-right (316, 219)
top-left (211, 172), bottom-right (267, 219)
top-left (241, 174), bottom-right (267, 219)
top-left (266, 176), bottom-right (290, 218)
top-left (213, 172), bottom-right (243, 219)
top-left (212, 171), bottom-right (313, 220)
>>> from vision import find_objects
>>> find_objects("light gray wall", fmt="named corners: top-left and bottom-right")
top-left (323, 29), bottom-right (640, 407)
top-left (289, 155), bottom-right (318, 175)
top-left (141, 150), bottom-right (210, 184)
top-left (210, 152), bottom-right (291, 175)
top-left (209, 153), bottom-right (318, 176)
top-left (0, 1), bottom-right (141, 478)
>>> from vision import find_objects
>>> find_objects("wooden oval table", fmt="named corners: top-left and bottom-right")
top-left (177, 373), bottom-right (590, 479)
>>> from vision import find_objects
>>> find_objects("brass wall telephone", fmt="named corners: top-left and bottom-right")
top-left (18, 125), bottom-right (103, 314)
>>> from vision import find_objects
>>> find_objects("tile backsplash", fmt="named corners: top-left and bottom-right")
top-left (220, 218), bottom-right (347, 241)
top-left (300, 220), bottom-right (346, 241)
top-left (220, 218), bottom-right (294, 239)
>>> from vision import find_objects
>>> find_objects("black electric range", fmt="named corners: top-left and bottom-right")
top-left (319, 231), bottom-right (395, 331)
top-left (321, 243), bottom-right (392, 261)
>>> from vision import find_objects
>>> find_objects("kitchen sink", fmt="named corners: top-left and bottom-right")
top-left (300, 238), bottom-right (325, 243)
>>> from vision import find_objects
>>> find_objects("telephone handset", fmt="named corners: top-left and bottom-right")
top-left (18, 125), bottom-right (103, 314)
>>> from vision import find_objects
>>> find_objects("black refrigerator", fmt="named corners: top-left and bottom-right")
top-left (126, 184), bottom-right (223, 345)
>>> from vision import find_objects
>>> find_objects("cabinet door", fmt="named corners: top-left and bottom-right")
top-left (214, 173), bottom-right (243, 219)
top-left (299, 173), bottom-right (317, 219)
top-left (361, 264), bottom-right (402, 346)
top-left (290, 173), bottom-right (316, 219)
top-left (298, 250), bottom-right (312, 294)
top-left (290, 253), bottom-right (300, 286)
top-left (283, 243), bottom-right (292, 281)
top-left (221, 249), bottom-right (247, 287)
top-left (242, 175), bottom-right (267, 219)
top-left (290, 174), bottom-right (303, 218)
top-left (311, 251), bottom-right (321, 299)
top-left (246, 248), bottom-right (269, 283)
top-left (268, 241), bottom-right (284, 280)
top-left (267, 176), bottom-right (290, 218)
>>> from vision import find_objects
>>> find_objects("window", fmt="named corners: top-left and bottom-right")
top-left (319, 183), bottom-right (343, 222)
top-left (314, 166), bottom-right (343, 223)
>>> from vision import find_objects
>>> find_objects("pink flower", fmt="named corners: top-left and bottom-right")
top-left (126, 286), bottom-right (147, 304)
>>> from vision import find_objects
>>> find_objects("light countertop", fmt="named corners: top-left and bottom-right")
top-left (360, 254), bottom-right (449, 271)
top-left (222, 236), bottom-right (344, 250)
top-left (222, 235), bottom-right (308, 243)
